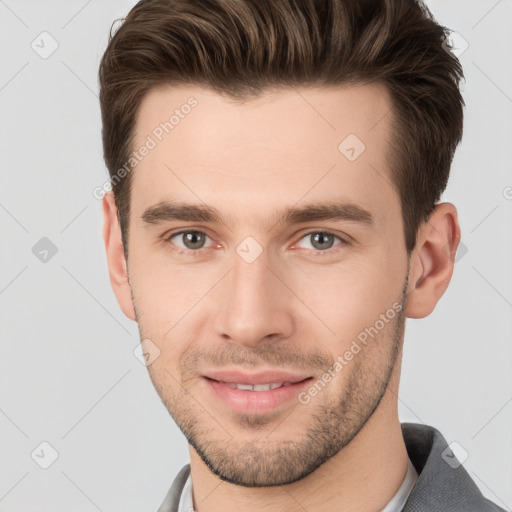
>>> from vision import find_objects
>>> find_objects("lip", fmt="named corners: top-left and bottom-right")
top-left (202, 369), bottom-right (313, 415)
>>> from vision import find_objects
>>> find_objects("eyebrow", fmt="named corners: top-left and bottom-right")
top-left (141, 200), bottom-right (374, 228)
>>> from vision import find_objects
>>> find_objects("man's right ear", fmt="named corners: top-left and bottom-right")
top-left (102, 192), bottom-right (136, 321)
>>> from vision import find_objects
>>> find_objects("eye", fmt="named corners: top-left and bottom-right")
top-left (294, 231), bottom-right (346, 254)
top-left (163, 229), bottom-right (348, 257)
top-left (165, 230), bottom-right (214, 254)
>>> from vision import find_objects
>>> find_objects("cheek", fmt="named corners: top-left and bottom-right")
top-left (130, 252), bottom-right (205, 322)
top-left (145, 358), bottom-right (182, 411)
top-left (291, 251), bottom-right (403, 345)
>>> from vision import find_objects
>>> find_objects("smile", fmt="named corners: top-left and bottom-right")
top-left (203, 375), bottom-right (314, 414)
top-left (221, 382), bottom-right (294, 391)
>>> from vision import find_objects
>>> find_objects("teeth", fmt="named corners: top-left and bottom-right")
top-left (224, 382), bottom-right (287, 391)
top-left (236, 383), bottom-right (254, 390)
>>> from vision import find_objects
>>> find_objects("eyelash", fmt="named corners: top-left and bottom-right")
top-left (162, 229), bottom-right (349, 258)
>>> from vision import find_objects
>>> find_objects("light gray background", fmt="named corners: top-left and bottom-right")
top-left (1, 0), bottom-right (511, 511)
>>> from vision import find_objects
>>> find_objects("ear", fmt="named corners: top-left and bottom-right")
top-left (405, 202), bottom-right (461, 319)
top-left (102, 192), bottom-right (136, 321)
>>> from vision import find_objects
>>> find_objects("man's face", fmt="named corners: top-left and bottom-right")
top-left (126, 84), bottom-right (410, 486)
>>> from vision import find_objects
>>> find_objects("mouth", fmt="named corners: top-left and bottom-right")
top-left (218, 381), bottom-right (301, 391)
top-left (201, 371), bottom-right (314, 415)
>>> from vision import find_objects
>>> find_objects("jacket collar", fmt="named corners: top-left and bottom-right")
top-left (157, 422), bottom-right (504, 512)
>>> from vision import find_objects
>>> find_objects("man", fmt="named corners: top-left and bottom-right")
top-left (98, 0), bottom-right (505, 510)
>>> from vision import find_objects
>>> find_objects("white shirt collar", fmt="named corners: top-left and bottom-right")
top-left (380, 456), bottom-right (419, 512)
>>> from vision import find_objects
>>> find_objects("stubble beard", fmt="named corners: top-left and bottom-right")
top-left (138, 272), bottom-right (409, 487)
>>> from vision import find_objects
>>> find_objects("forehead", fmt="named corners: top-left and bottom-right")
top-left (129, 83), bottom-right (400, 232)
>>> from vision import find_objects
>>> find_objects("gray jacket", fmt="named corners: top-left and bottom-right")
top-left (157, 422), bottom-right (507, 511)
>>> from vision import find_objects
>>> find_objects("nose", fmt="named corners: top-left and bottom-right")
top-left (212, 247), bottom-right (295, 348)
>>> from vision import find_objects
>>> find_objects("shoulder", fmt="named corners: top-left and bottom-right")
top-left (401, 423), bottom-right (506, 512)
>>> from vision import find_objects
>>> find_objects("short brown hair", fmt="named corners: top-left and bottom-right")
top-left (99, 0), bottom-right (464, 256)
